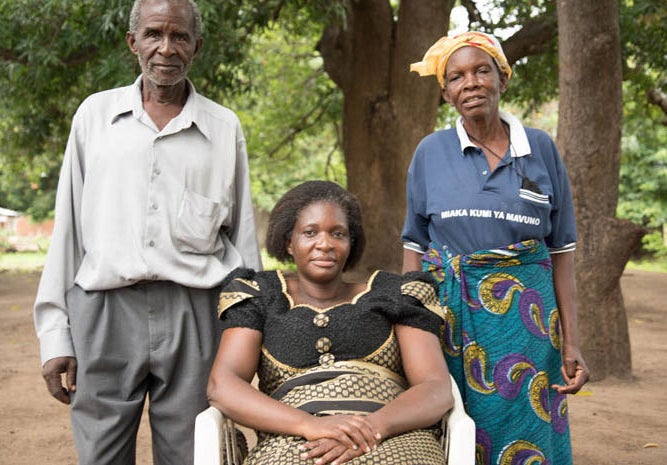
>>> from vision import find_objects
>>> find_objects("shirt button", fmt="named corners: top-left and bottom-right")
top-left (319, 353), bottom-right (335, 366)
top-left (151, 203), bottom-right (158, 210)
top-left (482, 170), bottom-right (488, 175)
top-left (153, 169), bottom-right (161, 176)
top-left (313, 314), bottom-right (329, 328)
top-left (316, 337), bottom-right (331, 354)
top-left (148, 240), bottom-right (155, 247)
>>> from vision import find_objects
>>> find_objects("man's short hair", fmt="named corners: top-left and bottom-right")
top-left (128, 0), bottom-right (202, 40)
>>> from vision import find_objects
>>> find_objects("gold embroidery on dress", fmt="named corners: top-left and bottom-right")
top-left (218, 291), bottom-right (255, 317)
top-left (401, 280), bottom-right (446, 320)
top-left (237, 278), bottom-right (260, 291)
top-left (276, 270), bottom-right (380, 312)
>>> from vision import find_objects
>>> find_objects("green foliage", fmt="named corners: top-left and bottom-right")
top-left (1, 0), bottom-right (666, 240)
top-left (617, 125), bottom-right (667, 229)
top-left (462, 0), bottom-right (560, 110)
top-left (219, 22), bottom-right (346, 212)
top-left (0, 0), bottom-right (288, 217)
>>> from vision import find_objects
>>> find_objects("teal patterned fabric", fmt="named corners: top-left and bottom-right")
top-left (424, 239), bottom-right (572, 465)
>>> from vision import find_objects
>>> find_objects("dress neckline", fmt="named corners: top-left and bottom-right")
top-left (276, 269), bottom-right (380, 313)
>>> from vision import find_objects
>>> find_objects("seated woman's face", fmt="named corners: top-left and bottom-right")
top-left (286, 201), bottom-right (351, 283)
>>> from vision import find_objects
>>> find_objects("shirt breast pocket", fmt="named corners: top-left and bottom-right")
top-left (175, 189), bottom-right (223, 254)
top-left (519, 188), bottom-right (551, 205)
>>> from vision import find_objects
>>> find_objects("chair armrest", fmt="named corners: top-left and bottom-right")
top-left (443, 374), bottom-right (476, 465)
top-left (194, 406), bottom-right (224, 465)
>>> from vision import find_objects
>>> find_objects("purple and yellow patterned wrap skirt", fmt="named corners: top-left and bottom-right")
top-left (423, 239), bottom-right (572, 465)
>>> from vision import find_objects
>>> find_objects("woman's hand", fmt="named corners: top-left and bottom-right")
top-left (550, 251), bottom-right (589, 394)
top-left (299, 435), bottom-right (377, 465)
top-left (552, 343), bottom-right (590, 394)
top-left (301, 414), bottom-right (381, 456)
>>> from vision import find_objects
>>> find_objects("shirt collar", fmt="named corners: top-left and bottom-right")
top-left (110, 75), bottom-right (210, 140)
top-left (455, 110), bottom-right (531, 157)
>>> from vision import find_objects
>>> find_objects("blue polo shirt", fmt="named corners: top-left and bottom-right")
top-left (402, 111), bottom-right (577, 257)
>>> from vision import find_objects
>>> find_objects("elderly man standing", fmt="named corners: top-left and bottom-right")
top-left (33, 0), bottom-right (262, 463)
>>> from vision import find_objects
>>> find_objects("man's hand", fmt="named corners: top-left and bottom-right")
top-left (42, 356), bottom-right (77, 404)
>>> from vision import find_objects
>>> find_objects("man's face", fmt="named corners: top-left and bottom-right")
top-left (126, 0), bottom-right (201, 88)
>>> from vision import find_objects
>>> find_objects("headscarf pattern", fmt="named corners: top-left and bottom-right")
top-left (410, 31), bottom-right (512, 88)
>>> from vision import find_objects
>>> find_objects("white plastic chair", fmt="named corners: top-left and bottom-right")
top-left (194, 374), bottom-right (475, 465)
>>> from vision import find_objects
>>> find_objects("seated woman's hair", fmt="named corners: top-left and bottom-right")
top-left (266, 180), bottom-right (366, 271)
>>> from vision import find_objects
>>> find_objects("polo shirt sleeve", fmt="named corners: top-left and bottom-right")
top-left (541, 134), bottom-right (577, 253)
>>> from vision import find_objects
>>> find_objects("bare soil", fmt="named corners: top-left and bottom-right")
top-left (1, 269), bottom-right (665, 464)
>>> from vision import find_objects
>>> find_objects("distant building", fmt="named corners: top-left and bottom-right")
top-left (0, 207), bottom-right (54, 252)
top-left (0, 207), bottom-right (20, 233)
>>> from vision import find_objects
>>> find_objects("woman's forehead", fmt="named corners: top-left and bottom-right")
top-left (447, 46), bottom-right (495, 69)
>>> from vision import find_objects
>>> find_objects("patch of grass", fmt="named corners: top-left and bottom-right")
top-left (0, 250), bottom-right (291, 273)
top-left (1, 250), bottom-right (663, 275)
top-left (0, 251), bottom-right (47, 272)
top-left (626, 258), bottom-right (667, 274)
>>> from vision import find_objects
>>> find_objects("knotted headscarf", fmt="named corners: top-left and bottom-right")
top-left (410, 31), bottom-right (512, 88)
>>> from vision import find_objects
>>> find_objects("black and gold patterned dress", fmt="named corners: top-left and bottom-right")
top-left (217, 268), bottom-right (447, 465)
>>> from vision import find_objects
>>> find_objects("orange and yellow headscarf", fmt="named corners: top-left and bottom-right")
top-left (410, 31), bottom-right (512, 88)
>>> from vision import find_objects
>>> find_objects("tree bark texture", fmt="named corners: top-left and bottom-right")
top-left (318, 0), bottom-right (454, 273)
top-left (556, 0), bottom-right (643, 380)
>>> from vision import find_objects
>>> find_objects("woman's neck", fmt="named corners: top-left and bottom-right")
top-left (462, 115), bottom-right (506, 144)
top-left (463, 116), bottom-right (510, 172)
top-left (288, 275), bottom-right (360, 308)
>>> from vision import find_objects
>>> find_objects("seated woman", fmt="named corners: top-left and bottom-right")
top-left (207, 180), bottom-right (453, 465)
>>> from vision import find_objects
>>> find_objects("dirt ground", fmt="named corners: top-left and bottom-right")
top-left (1, 269), bottom-right (665, 465)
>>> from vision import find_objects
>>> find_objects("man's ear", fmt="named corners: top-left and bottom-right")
top-left (126, 32), bottom-right (138, 55)
top-left (286, 239), bottom-right (293, 256)
top-left (194, 38), bottom-right (203, 56)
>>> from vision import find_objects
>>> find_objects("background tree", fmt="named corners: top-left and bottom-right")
top-left (556, 0), bottom-right (643, 379)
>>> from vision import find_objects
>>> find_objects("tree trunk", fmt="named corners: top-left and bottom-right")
top-left (318, 0), bottom-right (454, 274)
top-left (556, 0), bottom-right (643, 380)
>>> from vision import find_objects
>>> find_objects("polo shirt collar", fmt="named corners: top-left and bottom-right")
top-left (110, 75), bottom-right (210, 140)
top-left (455, 110), bottom-right (531, 157)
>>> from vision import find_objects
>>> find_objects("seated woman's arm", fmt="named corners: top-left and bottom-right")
top-left (368, 324), bottom-right (453, 437)
top-left (206, 327), bottom-right (380, 453)
top-left (300, 325), bottom-right (452, 465)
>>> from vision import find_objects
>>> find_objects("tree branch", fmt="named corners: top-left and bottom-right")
top-left (62, 45), bottom-right (100, 67)
top-left (0, 45), bottom-right (99, 67)
top-left (265, 89), bottom-right (335, 158)
top-left (271, 0), bottom-right (287, 22)
top-left (502, 13), bottom-right (558, 64)
top-left (648, 88), bottom-right (667, 126)
top-left (0, 49), bottom-right (27, 64)
top-left (460, 0), bottom-right (486, 28)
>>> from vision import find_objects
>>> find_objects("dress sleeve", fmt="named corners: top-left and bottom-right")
top-left (396, 271), bottom-right (445, 336)
top-left (218, 268), bottom-right (266, 331)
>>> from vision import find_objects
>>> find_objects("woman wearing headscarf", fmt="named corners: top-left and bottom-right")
top-left (401, 31), bottom-right (590, 465)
